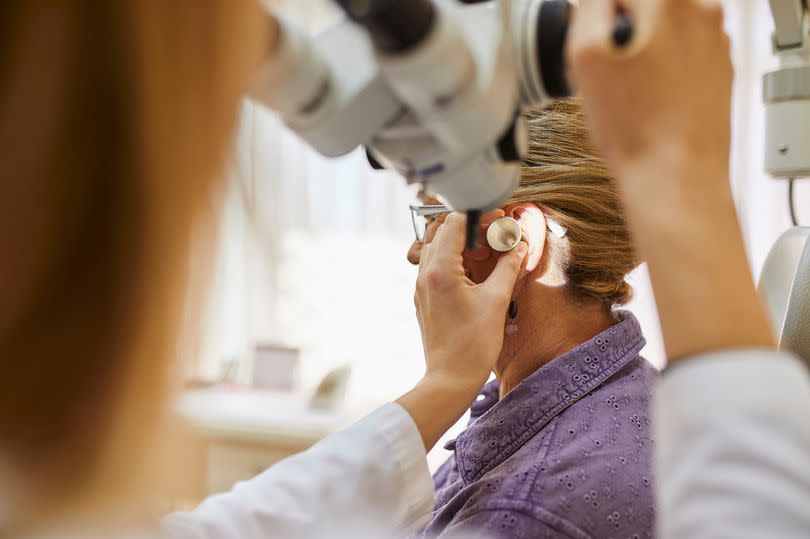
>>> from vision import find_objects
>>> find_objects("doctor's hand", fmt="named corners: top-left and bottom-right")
top-left (414, 212), bottom-right (527, 383)
top-left (397, 212), bottom-right (526, 451)
top-left (568, 0), bottom-right (732, 188)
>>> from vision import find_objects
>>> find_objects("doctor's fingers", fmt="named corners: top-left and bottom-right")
top-left (569, 0), bottom-right (658, 68)
top-left (568, 0), bottom-right (614, 57)
top-left (416, 216), bottom-right (468, 293)
top-left (420, 209), bottom-right (452, 247)
top-left (480, 245), bottom-right (526, 305)
top-left (570, 0), bottom-right (722, 66)
top-left (426, 212), bottom-right (506, 267)
top-left (622, 0), bottom-right (726, 39)
top-left (429, 213), bottom-right (467, 261)
top-left (569, 0), bottom-right (728, 100)
top-left (425, 212), bottom-right (487, 264)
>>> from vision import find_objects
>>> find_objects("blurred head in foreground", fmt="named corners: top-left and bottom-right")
top-left (0, 1), bottom-right (265, 530)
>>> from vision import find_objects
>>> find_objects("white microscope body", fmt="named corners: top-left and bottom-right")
top-left (250, 0), bottom-right (627, 247)
top-left (251, 2), bottom-right (524, 228)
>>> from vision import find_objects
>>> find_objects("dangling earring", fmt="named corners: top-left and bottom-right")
top-left (506, 298), bottom-right (518, 336)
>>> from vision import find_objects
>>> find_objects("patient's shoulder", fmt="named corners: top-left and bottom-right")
top-left (462, 356), bottom-right (656, 536)
top-left (518, 357), bottom-right (656, 536)
top-left (428, 357), bottom-right (656, 538)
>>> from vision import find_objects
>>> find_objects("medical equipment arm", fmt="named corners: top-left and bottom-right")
top-left (770, 0), bottom-right (805, 50)
top-left (764, 0), bottom-right (810, 178)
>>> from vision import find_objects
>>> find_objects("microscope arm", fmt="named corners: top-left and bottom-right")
top-left (769, 0), bottom-right (806, 50)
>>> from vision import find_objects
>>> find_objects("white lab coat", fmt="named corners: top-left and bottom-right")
top-left (654, 350), bottom-right (810, 538)
top-left (162, 403), bottom-right (435, 539)
top-left (163, 350), bottom-right (810, 539)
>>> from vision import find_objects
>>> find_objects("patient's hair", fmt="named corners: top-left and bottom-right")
top-left (508, 99), bottom-right (639, 306)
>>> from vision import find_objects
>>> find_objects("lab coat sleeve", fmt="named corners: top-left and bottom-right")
top-left (654, 350), bottom-right (810, 538)
top-left (161, 403), bottom-right (435, 539)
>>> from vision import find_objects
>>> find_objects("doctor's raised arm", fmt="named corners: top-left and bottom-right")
top-left (567, 0), bottom-right (810, 536)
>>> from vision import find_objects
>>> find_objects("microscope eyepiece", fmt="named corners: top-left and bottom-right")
top-left (336, 0), bottom-right (436, 53)
top-left (515, 0), bottom-right (633, 105)
top-left (536, 0), bottom-right (572, 98)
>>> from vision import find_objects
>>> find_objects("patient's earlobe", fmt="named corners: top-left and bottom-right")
top-left (505, 203), bottom-right (547, 275)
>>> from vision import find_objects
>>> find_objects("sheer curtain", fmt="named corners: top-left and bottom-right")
top-left (197, 0), bottom-right (801, 410)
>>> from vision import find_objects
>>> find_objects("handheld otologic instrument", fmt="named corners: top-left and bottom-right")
top-left (487, 216), bottom-right (523, 252)
top-left (251, 0), bottom-right (631, 249)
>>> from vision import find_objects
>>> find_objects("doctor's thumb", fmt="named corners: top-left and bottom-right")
top-left (483, 243), bottom-right (527, 299)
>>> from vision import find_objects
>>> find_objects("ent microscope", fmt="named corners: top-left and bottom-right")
top-left (251, 0), bottom-right (810, 363)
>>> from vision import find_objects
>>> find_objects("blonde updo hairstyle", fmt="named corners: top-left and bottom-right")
top-left (508, 99), bottom-right (639, 307)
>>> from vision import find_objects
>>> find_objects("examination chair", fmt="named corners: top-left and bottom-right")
top-left (760, 226), bottom-right (810, 364)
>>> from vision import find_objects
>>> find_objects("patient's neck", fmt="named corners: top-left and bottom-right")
top-left (496, 281), bottom-right (616, 398)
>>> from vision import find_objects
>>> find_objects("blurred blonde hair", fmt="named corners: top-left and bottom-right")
top-left (0, 0), bottom-right (264, 526)
top-left (509, 99), bottom-right (639, 306)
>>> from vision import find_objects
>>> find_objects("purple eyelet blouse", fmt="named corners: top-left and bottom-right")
top-left (414, 312), bottom-right (658, 539)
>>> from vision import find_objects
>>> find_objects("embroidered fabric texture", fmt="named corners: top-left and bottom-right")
top-left (416, 312), bottom-right (658, 539)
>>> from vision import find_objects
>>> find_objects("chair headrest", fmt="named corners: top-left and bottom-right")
top-left (759, 227), bottom-right (810, 364)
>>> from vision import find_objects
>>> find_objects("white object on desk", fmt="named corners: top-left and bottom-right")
top-left (251, 344), bottom-right (300, 390)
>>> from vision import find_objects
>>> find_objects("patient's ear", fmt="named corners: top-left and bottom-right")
top-left (505, 202), bottom-right (547, 275)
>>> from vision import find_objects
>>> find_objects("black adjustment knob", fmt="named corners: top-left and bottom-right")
top-left (466, 210), bottom-right (481, 251)
top-left (365, 147), bottom-right (385, 170)
top-left (613, 14), bottom-right (633, 47)
top-left (335, 0), bottom-right (436, 53)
